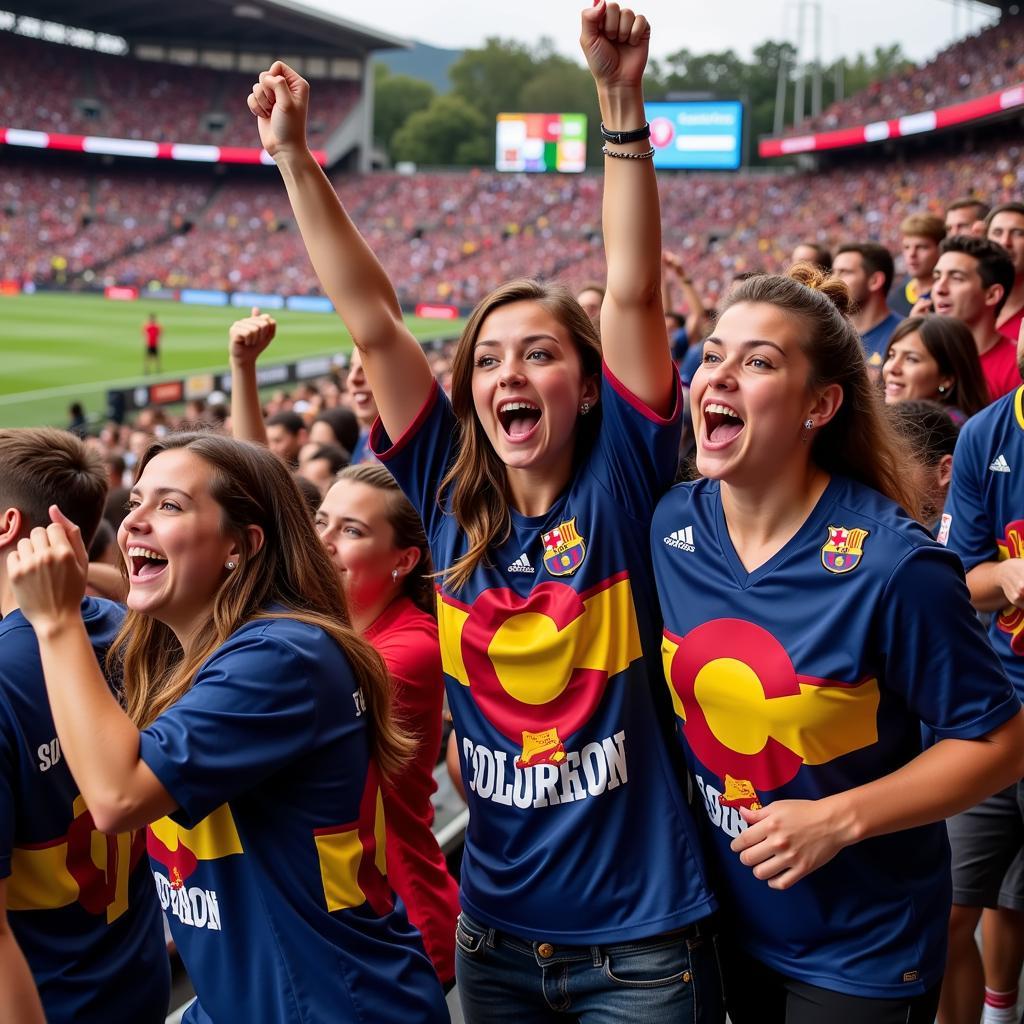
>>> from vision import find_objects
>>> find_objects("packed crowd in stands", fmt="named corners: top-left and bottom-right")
top-left (4, 138), bottom-right (1022, 310)
top-left (788, 13), bottom-right (1024, 135)
top-left (0, 31), bottom-right (359, 146)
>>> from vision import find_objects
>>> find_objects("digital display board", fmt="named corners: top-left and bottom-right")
top-left (495, 113), bottom-right (587, 173)
top-left (646, 101), bottom-right (744, 170)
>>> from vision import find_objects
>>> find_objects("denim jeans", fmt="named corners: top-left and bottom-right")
top-left (455, 911), bottom-right (725, 1024)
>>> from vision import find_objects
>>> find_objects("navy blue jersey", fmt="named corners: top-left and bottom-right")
top-left (372, 371), bottom-right (715, 943)
top-left (942, 385), bottom-right (1024, 697)
top-left (652, 476), bottom-right (1017, 998)
top-left (139, 615), bottom-right (447, 1024)
top-left (0, 599), bottom-right (168, 1024)
top-left (862, 311), bottom-right (904, 369)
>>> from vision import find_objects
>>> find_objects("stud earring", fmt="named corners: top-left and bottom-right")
top-left (803, 419), bottom-right (813, 430)
top-left (392, 568), bottom-right (400, 583)
top-left (225, 561), bottom-right (236, 570)
top-left (937, 384), bottom-right (947, 394)
top-left (580, 402), bottom-right (591, 415)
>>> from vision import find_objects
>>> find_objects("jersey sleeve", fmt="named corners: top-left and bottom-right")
top-left (373, 621), bottom-right (443, 731)
top-left (0, 703), bottom-right (15, 880)
top-left (370, 380), bottom-right (456, 543)
top-left (941, 422), bottom-right (997, 571)
top-left (590, 362), bottom-right (683, 520)
top-left (139, 629), bottom-right (322, 828)
top-left (877, 545), bottom-right (1020, 739)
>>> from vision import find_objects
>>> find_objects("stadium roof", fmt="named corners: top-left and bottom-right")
top-left (4, 0), bottom-right (410, 58)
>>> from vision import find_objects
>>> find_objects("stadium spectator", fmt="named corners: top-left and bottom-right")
top-left (344, 350), bottom-right (379, 465)
top-left (66, 402), bottom-right (88, 438)
top-left (932, 235), bottom-right (1018, 401)
top-left (891, 213), bottom-right (946, 317)
top-left (947, 197), bottom-right (991, 238)
top-left (790, 242), bottom-right (832, 271)
top-left (297, 443), bottom-right (349, 496)
top-left (833, 242), bottom-right (902, 371)
top-left (6, 434), bottom-right (449, 1024)
top-left (309, 406), bottom-right (359, 455)
top-left (938, 315), bottom-right (1024, 1024)
top-left (887, 400), bottom-right (960, 533)
top-left (882, 315), bottom-right (990, 424)
top-left (256, 4), bottom-right (726, 1018)
top-left (316, 463), bottom-right (461, 987)
top-left (0, 428), bottom-right (169, 1024)
top-left (662, 250), bottom-right (709, 356)
top-left (574, 282), bottom-right (605, 327)
top-left (986, 202), bottom-right (1024, 343)
top-left (653, 264), bottom-right (1024, 1023)
top-left (264, 410), bottom-right (308, 468)
top-left (142, 313), bottom-right (161, 375)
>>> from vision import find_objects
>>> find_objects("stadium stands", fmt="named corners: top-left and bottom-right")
top-left (0, 32), bottom-right (360, 147)
top-left (785, 13), bottom-right (1024, 135)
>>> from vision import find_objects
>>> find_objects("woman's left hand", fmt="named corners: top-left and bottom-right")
top-left (730, 798), bottom-right (850, 890)
top-left (7, 506), bottom-right (89, 632)
top-left (580, 1), bottom-right (651, 91)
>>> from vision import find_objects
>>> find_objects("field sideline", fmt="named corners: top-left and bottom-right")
top-left (0, 293), bottom-right (465, 428)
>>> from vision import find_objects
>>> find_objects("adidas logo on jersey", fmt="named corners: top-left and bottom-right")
top-left (989, 454), bottom-right (1011, 473)
top-left (664, 526), bottom-right (695, 552)
top-left (507, 553), bottom-right (535, 573)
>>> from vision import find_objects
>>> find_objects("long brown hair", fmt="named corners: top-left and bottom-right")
top-left (724, 263), bottom-right (921, 518)
top-left (110, 433), bottom-right (411, 779)
top-left (439, 279), bottom-right (602, 592)
top-left (336, 462), bottom-right (435, 616)
top-left (885, 315), bottom-right (990, 419)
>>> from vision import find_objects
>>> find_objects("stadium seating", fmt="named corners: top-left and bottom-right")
top-left (784, 14), bottom-right (1024, 135)
top-left (0, 32), bottom-right (359, 146)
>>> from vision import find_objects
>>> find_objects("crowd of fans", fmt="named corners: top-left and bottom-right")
top-left (0, 32), bottom-right (359, 146)
top-left (788, 13), bottom-right (1024, 135)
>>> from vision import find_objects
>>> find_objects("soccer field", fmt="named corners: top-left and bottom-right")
top-left (0, 293), bottom-right (464, 428)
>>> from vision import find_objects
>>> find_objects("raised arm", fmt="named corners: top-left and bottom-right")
top-left (228, 307), bottom-right (275, 446)
top-left (580, 3), bottom-right (674, 415)
top-left (664, 250), bottom-right (707, 340)
top-left (0, 882), bottom-right (45, 1024)
top-left (7, 511), bottom-right (175, 834)
top-left (248, 62), bottom-right (434, 439)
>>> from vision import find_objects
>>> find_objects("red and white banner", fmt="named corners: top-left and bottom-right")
top-left (759, 81), bottom-right (1024, 158)
top-left (414, 303), bottom-right (460, 319)
top-left (104, 285), bottom-right (138, 301)
top-left (0, 127), bottom-right (326, 166)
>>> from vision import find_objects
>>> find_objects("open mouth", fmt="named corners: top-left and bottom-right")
top-left (127, 545), bottom-right (169, 581)
top-left (497, 399), bottom-right (542, 440)
top-left (703, 402), bottom-right (744, 446)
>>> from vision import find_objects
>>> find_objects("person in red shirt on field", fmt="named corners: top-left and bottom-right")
top-left (142, 314), bottom-right (162, 375)
top-left (316, 463), bottom-right (460, 988)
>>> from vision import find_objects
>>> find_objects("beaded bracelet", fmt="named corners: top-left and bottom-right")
top-left (601, 145), bottom-right (656, 160)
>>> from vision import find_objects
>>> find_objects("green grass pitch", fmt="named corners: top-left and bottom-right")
top-left (0, 293), bottom-right (465, 428)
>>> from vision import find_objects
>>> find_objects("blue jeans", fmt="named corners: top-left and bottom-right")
top-left (455, 911), bottom-right (725, 1024)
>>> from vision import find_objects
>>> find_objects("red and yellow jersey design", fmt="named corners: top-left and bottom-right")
top-left (10, 794), bottom-right (147, 923)
top-left (662, 619), bottom-right (879, 807)
top-left (437, 573), bottom-right (642, 767)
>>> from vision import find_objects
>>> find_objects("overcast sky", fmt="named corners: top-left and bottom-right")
top-left (312, 0), bottom-right (999, 66)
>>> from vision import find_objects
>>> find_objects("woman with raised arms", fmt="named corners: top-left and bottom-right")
top-left (248, 4), bottom-right (722, 1022)
top-left (6, 435), bottom-right (449, 1024)
top-left (651, 264), bottom-right (1024, 1023)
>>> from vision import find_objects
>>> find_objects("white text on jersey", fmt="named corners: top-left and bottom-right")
top-left (663, 526), bottom-right (695, 552)
top-left (153, 873), bottom-right (222, 931)
top-left (507, 553), bottom-right (535, 573)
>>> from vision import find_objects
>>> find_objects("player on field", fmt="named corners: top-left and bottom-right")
top-left (142, 313), bottom-right (162, 375)
top-left (0, 428), bottom-right (168, 1024)
top-left (6, 434), bottom-right (448, 1024)
top-left (253, 4), bottom-right (723, 1021)
top-left (652, 265), bottom-right (1024, 1023)
top-left (938, 320), bottom-right (1024, 1024)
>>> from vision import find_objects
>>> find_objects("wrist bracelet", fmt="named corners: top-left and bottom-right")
top-left (602, 145), bottom-right (656, 160)
top-left (600, 122), bottom-right (651, 145)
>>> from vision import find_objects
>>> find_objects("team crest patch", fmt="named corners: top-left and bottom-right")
top-left (821, 525), bottom-right (869, 575)
top-left (542, 518), bottom-right (587, 576)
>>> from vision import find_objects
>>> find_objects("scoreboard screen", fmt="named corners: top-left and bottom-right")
top-left (646, 101), bottom-right (744, 170)
top-left (495, 113), bottom-right (587, 173)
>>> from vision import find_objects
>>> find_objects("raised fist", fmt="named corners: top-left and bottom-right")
top-left (247, 61), bottom-right (310, 158)
top-left (580, 2), bottom-right (651, 90)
